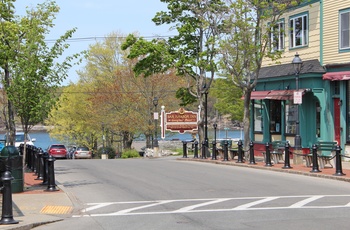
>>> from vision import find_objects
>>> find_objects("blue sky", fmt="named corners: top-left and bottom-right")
top-left (14, 0), bottom-right (173, 85)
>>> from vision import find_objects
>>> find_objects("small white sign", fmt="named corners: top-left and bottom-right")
top-left (294, 91), bottom-right (302, 104)
top-left (154, 112), bottom-right (159, 120)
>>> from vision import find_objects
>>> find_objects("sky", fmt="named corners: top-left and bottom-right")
top-left (14, 0), bottom-right (173, 85)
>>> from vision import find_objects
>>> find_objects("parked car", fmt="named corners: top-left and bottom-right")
top-left (74, 146), bottom-right (92, 159)
top-left (3, 132), bottom-right (36, 148)
top-left (47, 144), bottom-right (67, 159)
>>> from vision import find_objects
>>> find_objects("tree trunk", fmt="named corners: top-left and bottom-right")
top-left (243, 93), bottom-right (251, 159)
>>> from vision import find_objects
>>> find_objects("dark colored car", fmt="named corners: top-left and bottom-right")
top-left (47, 144), bottom-right (67, 159)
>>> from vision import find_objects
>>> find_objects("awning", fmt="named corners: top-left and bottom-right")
top-left (323, 71), bottom-right (350, 81)
top-left (250, 91), bottom-right (271, 100)
top-left (248, 89), bottom-right (306, 100)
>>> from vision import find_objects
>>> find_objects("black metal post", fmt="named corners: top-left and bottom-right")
top-left (333, 145), bottom-right (345, 176)
top-left (0, 171), bottom-right (19, 225)
top-left (46, 155), bottom-right (59, 192)
top-left (27, 145), bottom-right (32, 170)
top-left (212, 141), bottom-right (217, 160)
top-left (153, 97), bottom-right (159, 148)
top-left (35, 149), bottom-right (44, 180)
top-left (310, 144), bottom-right (321, 173)
top-left (249, 141), bottom-right (256, 164)
top-left (201, 141), bottom-right (206, 159)
top-left (41, 152), bottom-right (49, 185)
top-left (282, 142), bottom-right (292, 169)
top-left (237, 140), bottom-right (244, 163)
top-left (292, 53), bottom-right (303, 150)
top-left (194, 141), bottom-right (198, 158)
top-left (203, 86), bottom-right (209, 157)
top-left (182, 141), bottom-right (188, 158)
top-left (223, 140), bottom-right (229, 161)
top-left (265, 142), bottom-right (272, 167)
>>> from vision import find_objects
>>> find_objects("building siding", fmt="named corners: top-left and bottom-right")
top-left (262, 2), bottom-right (321, 67)
top-left (323, 0), bottom-right (350, 65)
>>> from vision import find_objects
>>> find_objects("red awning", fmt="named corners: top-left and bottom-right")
top-left (250, 91), bottom-right (271, 100)
top-left (323, 71), bottom-right (350, 81)
top-left (248, 89), bottom-right (306, 100)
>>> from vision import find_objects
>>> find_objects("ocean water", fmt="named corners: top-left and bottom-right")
top-left (16, 129), bottom-right (244, 150)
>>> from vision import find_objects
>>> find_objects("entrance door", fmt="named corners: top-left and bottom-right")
top-left (333, 98), bottom-right (341, 145)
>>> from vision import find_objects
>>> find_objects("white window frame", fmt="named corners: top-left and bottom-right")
top-left (270, 21), bottom-right (285, 51)
top-left (289, 13), bottom-right (308, 48)
top-left (340, 9), bottom-right (350, 50)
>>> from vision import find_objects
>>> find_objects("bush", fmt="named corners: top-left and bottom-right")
top-left (121, 149), bottom-right (140, 159)
top-left (97, 147), bottom-right (116, 159)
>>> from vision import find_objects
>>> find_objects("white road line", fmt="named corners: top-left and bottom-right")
top-left (83, 203), bottom-right (115, 213)
top-left (232, 197), bottom-right (279, 210)
top-left (111, 200), bottom-right (174, 215)
top-left (173, 198), bottom-right (232, 213)
top-left (289, 195), bottom-right (324, 208)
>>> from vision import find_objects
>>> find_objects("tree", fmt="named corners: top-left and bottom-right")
top-left (47, 32), bottom-right (186, 152)
top-left (122, 0), bottom-right (229, 148)
top-left (0, 1), bottom-right (79, 151)
top-left (219, 0), bottom-right (302, 149)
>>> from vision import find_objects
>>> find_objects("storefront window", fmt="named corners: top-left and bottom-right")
top-left (285, 102), bottom-right (297, 134)
top-left (269, 100), bottom-right (281, 133)
top-left (254, 101), bottom-right (263, 132)
top-left (316, 101), bottom-right (321, 138)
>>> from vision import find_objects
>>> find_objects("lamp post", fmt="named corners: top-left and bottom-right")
top-left (153, 97), bottom-right (159, 148)
top-left (212, 123), bottom-right (217, 160)
top-left (203, 85), bottom-right (209, 157)
top-left (292, 53), bottom-right (303, 150)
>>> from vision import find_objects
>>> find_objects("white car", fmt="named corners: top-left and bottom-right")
top-left (5, 132), bottom-right (36, 148)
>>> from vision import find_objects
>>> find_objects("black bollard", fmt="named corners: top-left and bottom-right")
top-left (333, 145), bottom-right (345, 176)
top-left (249, 141), bottom-right (256, 164)
top-left (182, 141), bottom-right (188, 158)
top-left (310, 144), bottom-right (321, 173)
top-left (26, 145), bottom-right (32, 170)
top-left (212, 140), bottom-right (217, 160)
top-left (30, 145), bottom-right (35, 172)
top-left (41, 152), bottom-right (49, 185)
top-left (35, 149), bottom-right (44, 180)
top-left (0, 171), bottom-right (19, 225)
top-left (201, 141), bottom-right (206, 159)
top-left (46, 155), bottom-right (59, 192)
top-left (265, 142), bottom-right (273, 167)
top-left (194, 141), bottom-right (198, 158)
top-left (237, 140), bottom-right (244, 163)
top-left (282, 142), bottom-right (292, 169)
top-left (223, 140), bottom-right (229, 161)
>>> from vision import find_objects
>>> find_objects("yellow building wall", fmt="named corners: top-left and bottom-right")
top-left (262, 2), bottom-right (321, 67)
top-left (323, 0), bottom-right (350, 65)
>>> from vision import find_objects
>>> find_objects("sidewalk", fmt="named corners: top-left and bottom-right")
top-left (0, 171), bottom-right (74, 230)
top-left (1, 156), bottom-right (350, 230)
top-left (177, 156), bottom-right (350, 182)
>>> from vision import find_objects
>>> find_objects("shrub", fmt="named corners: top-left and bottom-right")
top-left (121, 149), bottom-right (140, 158)
top-left (97, 147), bottom-right (116, 159)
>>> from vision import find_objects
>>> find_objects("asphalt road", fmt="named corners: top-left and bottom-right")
top-left (36, 156), bottom-right (350, 230)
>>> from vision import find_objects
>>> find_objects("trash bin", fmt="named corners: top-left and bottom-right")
top-left (0, 146), bottom-right (23, 193)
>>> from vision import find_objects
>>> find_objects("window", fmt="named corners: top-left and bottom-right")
top-left (270, 21), bottom-right (285, 51)
top-left (285, 102), bottom-right (297, 134)
top-left (269, 101), bottom-right (281, 133)
top-left (340, 9), bottom-right (350, 50)
top-left (290, 13), bottom-right (308, 48)
top-left (254, 101), bottom-right (263, 132)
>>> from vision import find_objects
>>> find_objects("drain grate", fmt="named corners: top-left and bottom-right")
top-left (41, 205), bottom-right (73, 214)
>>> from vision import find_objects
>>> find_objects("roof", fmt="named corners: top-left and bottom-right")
top-left (259, 59), bottom-right (325, 79)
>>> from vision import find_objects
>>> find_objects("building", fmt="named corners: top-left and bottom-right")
top-left (251, 0), bottom-right (350, 155)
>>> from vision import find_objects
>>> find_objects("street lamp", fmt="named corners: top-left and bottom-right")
top-left (292, 53), bottom-right (303, 150)
top-left (153, 97), bottom-right (159, 148)
top-left (203, 85), bottom-right (209, 157)
top-left (212, 123), bottom-right (217, 160)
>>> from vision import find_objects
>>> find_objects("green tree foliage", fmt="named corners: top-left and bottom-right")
top-left (47, 32), bottom-right (186, 152)
top-left (219, 0), bottom-right (302, 148)
top-left (122, 0), bottom-right (229, 145)
top-left (211, 78), bottom-right (243, 121)
top-left (0, 0), bottom-right (79, 147)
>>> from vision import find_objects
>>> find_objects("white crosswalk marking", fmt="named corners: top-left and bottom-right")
top-left (73, 195), bottom-right (350, 218)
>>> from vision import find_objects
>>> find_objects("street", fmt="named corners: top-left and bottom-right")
top-left (35, 157), bottom-right (350, 230)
